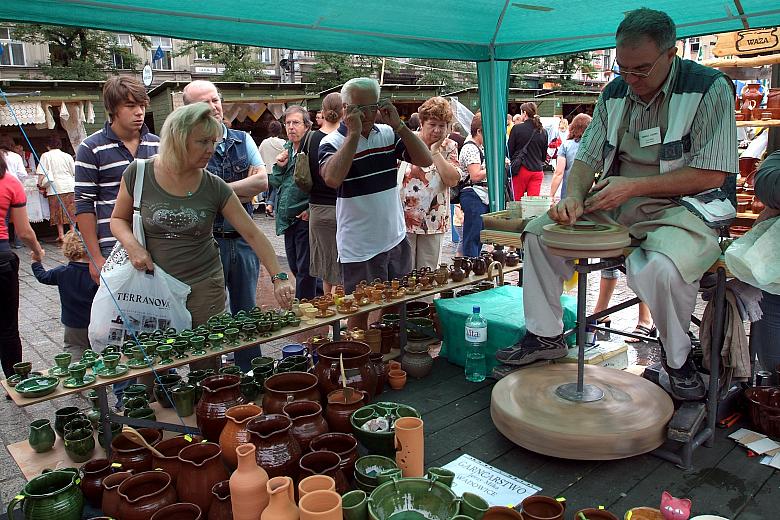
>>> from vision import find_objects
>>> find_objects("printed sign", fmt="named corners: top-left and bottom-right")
top-left (442, 454), bottom-right (540, 507)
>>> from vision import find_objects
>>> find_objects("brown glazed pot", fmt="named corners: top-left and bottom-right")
top-left (101, 470), bottom-right (134, 518)
top-left (262, 371), bottom-right (321, 414)
top-left (152, 434), bottom-right (204, 485)
top-left (219, 404), bottom-right (263, 470)
top-left (368, 353), bottom-right (387, 396)
top-left (482, 506), bottom-right (524, 519)
top-left (247, 413), bottom-right (302, 480)
top-left (79, 458), bottom-right (112, 508)
top-left (109, 428), bottom-right (163, 473)
top-left (208, 480), bottom-right (233, 520)
top-left (177, 442), bottom-right (230, 516)
top-left (309, 432), bottom-right (359, 477)
top-left (116, 470), bottom-right (177, 520)
top-left (450, 258), bottom-right (466, 282)
top-left (471, 256), bottom-right (487, 275)
top-left (282, 400), bottom-right (329, 451)
top-left (326, 388), bottom-right (368, 433)
top-left (298, 450), bottom-right (350, 495)
top-left (197, 374), bottom-right (245, 442)
top-left (151, 502), bottom-right (203, 520)
top-left (314, 341), bottom-right (378, 400)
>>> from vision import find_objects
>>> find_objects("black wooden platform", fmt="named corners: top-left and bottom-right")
top-left (393, 357), bottom-right (776, 519)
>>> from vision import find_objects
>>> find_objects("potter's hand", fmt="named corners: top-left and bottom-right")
top-left (344, 105), bottom-right (364, 135)
top-left (273, 278), bottom-right (294, 309)
top-left (584, 177), bottom-right (636, 213)
top-left (548, 197), bottom-right (584, 226)
top-left (379, 100), bottom-right (402, 131)
top-left (275, 149), bottom-right (289, 168)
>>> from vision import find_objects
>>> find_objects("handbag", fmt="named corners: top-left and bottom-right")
top-left (509, 131), bottom-right (536, 177)
top-left (293, 131), bottom-right (314, 193)
top-left (102, 159), bottom-right (147, 273)
top-left (451, 141), bottom-right (483, 204)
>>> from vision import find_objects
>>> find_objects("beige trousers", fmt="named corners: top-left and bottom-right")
top-left (406, 232), bottom-right (443, 271)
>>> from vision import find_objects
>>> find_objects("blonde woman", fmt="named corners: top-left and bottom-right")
top-left (111, 102), bottom-right (293, 327)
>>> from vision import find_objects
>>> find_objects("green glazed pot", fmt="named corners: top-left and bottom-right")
top-left (127, 407), bottom-right (157, 422)
top-left (367, 478), bottom-right (459, 520)
top-left (64, 428), bottom-right (95, 463)
top-left (54, 407), bottom-right (85, 439)
top-left (28, 419), bottom-right (56, 453)
top-left (97, 422), bottom-right (122, 449)
top-left (172, 384), bottom-right (196, 418)
top-left (239, 375), bottom-right (259, 402)
top-left (7, 469), bottom-right (84, 520)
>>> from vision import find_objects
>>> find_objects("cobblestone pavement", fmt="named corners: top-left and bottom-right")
top-left (1, 171), bottom-right (710, 498)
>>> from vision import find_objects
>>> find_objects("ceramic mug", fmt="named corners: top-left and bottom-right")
top-left (426, 467), bottom-right (455, 488)
top-left (281, 343), bottom-right (308, 358)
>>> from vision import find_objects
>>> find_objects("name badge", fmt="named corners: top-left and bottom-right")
top-left (638, 127), bottom-right (662, 147)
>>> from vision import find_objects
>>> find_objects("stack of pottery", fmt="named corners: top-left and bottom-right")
top-left (196, 374), bottom-right (245, 442)
top-left (262, 371), bottom-right (321, 414)
top-left (219, 403), bottom-right (263, 469)
top-left (314, 341), bottom-right (378, 400)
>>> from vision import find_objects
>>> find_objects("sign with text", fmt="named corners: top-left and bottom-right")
top-left (442, 454), bottom-right (540, 507)
top-left (713, 27), bottom-right (780, 57)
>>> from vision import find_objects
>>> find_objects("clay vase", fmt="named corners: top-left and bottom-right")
top-left (247, 414), bottom-right (303, 480)
top-left (492, 245), bottom-right (507, 266)
top-left (230, 444), bottom-right (270, 520)
top-left (309, 432), bottom-right (359, 477)
top-left (314, 341), bottom-right (377, 400)
top-left (298, 489), bottom-right (342, 520)
top-left (151, 503), bottom-right (203, 520)
top-left (572, 509), bottom-right (618, 520)
top-left (520, 495), bottom-right (565, 520)
top-left (101, 471), bottom-right (133, 518)
top-left (298, 450), bottom-right (350, 495)
top-left (262, 372), bottom-right (321, 414)
top-left (394, 417), bottom-right (424, 477)
top-left (505, 251), bottom-right (520, 267)
top-left (208, 480), bottom-right (233, 520)
top-left (28, 419), bottom-right (56, 454)
top-left (482, 506), bottom-right (524, 519)
top-left (197, 374), bottom-right (245, 442)
top-left (472, 256), bottom-right (487, 276)
top-left (153, 434), bottom-right (204, 486)
top-left (326, 388), bottom-right (368, 433)
top-left (369, 353), bottom-right (387, 396)
top-left (433, 263), bottom-right (449, 285)
top-left (116, 471), bottom-right (177, 520)
top-left (79, 458), bottom-right (112, 508)
top-left (177, 442), bottom-right (230, 516)
top-left (283, 400), bottom-right (329, 451)
top-left (401, 342), bottom-right (434, 379)
top-left (298, 475), bottom-right (336, 498)
top-left (219, 404), bottom-right (263, 470)
top-left (740, 83), bottom-right (763, 120)
top-left (6, 469), bottom-right (84, 520)
top-left (260, 476), bottom-right (298, 520)
top-left (110, 428), bottom-right (162, 473)
top-left (450, 258), bottom-right (466, 282)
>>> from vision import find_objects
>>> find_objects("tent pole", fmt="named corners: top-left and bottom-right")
top-left (476, 55), bottom-right (510, 212)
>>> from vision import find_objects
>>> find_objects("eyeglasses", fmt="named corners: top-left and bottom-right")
top-left (612, 50), bottom-right (668, 79)
top-left (285, 120), bottom-right (305, 127)
top-left (195, 138), bottom-right (222, 149)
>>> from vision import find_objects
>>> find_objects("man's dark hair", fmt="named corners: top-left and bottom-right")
top-left (102, 75), bottom-right (149, 120)
top-left (616, 8), bottom-right (677, 50)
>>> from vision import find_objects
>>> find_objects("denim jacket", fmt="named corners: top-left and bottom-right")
top-left (208, 127), bottom-right (251, 231)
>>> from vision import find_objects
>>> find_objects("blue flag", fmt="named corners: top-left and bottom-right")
top-left (153, 45), bottom-right (164, 62)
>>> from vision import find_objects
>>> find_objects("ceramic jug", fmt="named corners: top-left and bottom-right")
top-left (79, 458), bottom-right (112, 508)
top-left (28, 419), bottom-right (55, 453)
top-left (177, 442), bottom-right (230, 515)
top-left (314, 341), bottom-right (377, 399)
top-left (110, 428), bottom-right (162, 473)
top-left (326, 388), bottom-right (368, 433)
top-left (230, 444), bottom-right (270, 520)
top-left (309, 432), bottom-right (359, 476)
top-left (472, 256), bottom-right (487, 275)
top-left (208, 480), bottom-right (233, 520)
top-left (298, 450), bottom-right (350, 495)
top-left (219, 403), bottom-right (263, 469)
top-left (197, 374), bottom-right (245, 442)
top-left (262, 371), bottom-right (321, 414)
top-left (7, 469), bottom-right (84, 520)
top-left (116, 471), bottom-right (177, 520)
top-left (152, 434), bottom-right (203, 485)
top-left (247, 413), bottom-right (303, 479)
top-left (260, 476), bottom-right (298, 520)
top-left (151, 502), bottom-right (203, 520)
top-left (101, 471), bottom-right (133, 518)
top-left (450, 258), bottom-right (466, 282)
top-left (298, 489), bottom-right (342, 520)
top-left (283, 400), bottom-right (329, 451)
top-left (394, 417), bottom-right (424, 477)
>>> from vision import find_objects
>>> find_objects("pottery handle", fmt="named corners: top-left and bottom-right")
top-left (7, 494), bottom-right (24, 518)
top-left (286, 394), bottom-right (294, 403)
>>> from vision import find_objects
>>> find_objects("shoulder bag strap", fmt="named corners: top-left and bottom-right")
top-left (131, 159), bottom-right (146, 246)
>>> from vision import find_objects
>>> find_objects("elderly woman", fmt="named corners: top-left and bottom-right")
top-left (399, 96), bottom-right (461, 270)
top-left (111, 102), bottom-right (293, 327)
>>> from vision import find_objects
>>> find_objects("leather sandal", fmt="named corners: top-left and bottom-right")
top-left (625, 324), bottom-right (657, 343)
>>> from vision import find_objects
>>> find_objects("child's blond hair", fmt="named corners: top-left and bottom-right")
top-left (62, 230), bottom-right (88, 261)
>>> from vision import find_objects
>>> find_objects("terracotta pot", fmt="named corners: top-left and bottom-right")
top-left (208, 480), bottom-right (233, 520)
top-left (298, 489), bottom-right (342, 520)
top-left (314, 341), bottom-right (378, 400)
top-left (151, 503), bottom-right (203, 520)
top-left (260, 476), bottom-right (298, 520)
top-left (220, 404), bottom-right (263, 469)
top-left (401, 343), bottom-right (433, 378)
top-left (574, 509), bottom-right (619, 520)
top-left (230, 444), bottom-right (270, 520)
top-left (298, 450), bottom-right (349, 495)
top-left (262, 371), bottom-right (321, 414)
top-left (152, 434), bottom-right (203, 486)
top-left (520, 495), bottom-right (565, 520)
top-left (101, 471), bottom-right (134, 518)
top-left (483, 506), bottom-right (524, 519)
top-left (110, 428), bottom-right (162, 473)
top-left (197, 375), bottom-right (245, 442)
top-left (176, 442), bottom-right (229, 515)
top-left (283, 400), bottom-right (329, 451)
top-left (624, 507), bottom-right (663, 520)
top-left (309, 432), bottom-right (359, 477)
top-left (79, 458), bottom-right (112, 508)
top-left (364, 329), bottom-right (382, 354)
top-left (388, 360), bottom-right (401, 372)
top-left (394, 417), bottom-right (424, 477)
top-left (247, 414), bottom-right (302, 480)
top-left (326, 388), bottom-right (368, 433)
top-left (368, 353), bottom-right (387, 396)
top-left (388, 369), bottom-right (407, 390)
top-left (116, 471), bottom-right (177, 520)
top-left (298, 475), bottom-right (335, 498)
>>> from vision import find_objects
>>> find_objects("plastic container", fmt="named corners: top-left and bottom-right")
top-left (465, 306), bottom-right (487, 382)
top-left (520, 196), bottom-right (552, 218)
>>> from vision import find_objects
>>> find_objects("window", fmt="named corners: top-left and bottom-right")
top-left (259, 48), bottom-right (272, 63)
top-left (116, 33), bottom-right (132, 47)
top-left (0, 27), bottom-right (25, 66)
top-left (150, 36), bottom-right (173, 70)
top-left (195, 42), bottom-right (211, 61)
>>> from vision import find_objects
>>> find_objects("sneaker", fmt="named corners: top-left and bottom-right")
top-left (495, 332), bottom-right (567, 366)
top-left (660, 348), bottom-right (706, 401)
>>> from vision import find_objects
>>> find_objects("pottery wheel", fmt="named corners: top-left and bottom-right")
top-left (542, 221), bottom-right (631, 259)
top-left (490, 364), bottom-right (673, 460)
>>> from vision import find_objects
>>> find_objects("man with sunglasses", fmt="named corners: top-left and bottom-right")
top-left (319, 77), bottom-right (433, 330)
top-left (499, 8), bottom-right (738, 402)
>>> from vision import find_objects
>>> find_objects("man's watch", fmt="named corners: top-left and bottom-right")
top-left (271, 272), bottom-right (289, 283)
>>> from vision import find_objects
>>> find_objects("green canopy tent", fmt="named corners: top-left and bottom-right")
top-left (3, 0), bottom-right (780, 209)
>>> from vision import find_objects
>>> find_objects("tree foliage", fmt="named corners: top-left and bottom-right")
top-left (307, 53), bottom-right (386, 92)
top-left (177, 42), bottom-right (268, 82)
top-left (406, 59), bottom-right (477, 93)
top-left (10, 24), bottom-right (149, 80)
top-left (511, 52), bottom-right (595, 90)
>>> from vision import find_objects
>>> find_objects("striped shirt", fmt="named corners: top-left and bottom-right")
top-left (319, 123), bottom-right (410, 263)
top-left (577, 58), bottom-right (738, 176)
top-left (75, 122), bottom-right (160, 250)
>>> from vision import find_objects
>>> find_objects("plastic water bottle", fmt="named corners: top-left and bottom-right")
top-left (465, 306), bottom-right (487, 382)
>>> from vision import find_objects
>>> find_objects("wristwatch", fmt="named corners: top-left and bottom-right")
top-left (271, 272), bottom-right (289, 283)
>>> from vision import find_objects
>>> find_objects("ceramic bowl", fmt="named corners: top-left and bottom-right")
top-left (354, 455), bottom-right (398, 487)
top-left (350, 402), bottom-right (420, 458)
top-left (15, 376), bottom-right (60, 398)
top-left (368, 478), bottom-right (459, 520)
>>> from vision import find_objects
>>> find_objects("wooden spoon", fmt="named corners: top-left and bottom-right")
top-left (339, 353), bottom-right (353, 402)
top-left (121, 425), bottom-right (164, 458)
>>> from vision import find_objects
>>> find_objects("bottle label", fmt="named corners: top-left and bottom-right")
top-left (465, 326), bottom-right (487, 342)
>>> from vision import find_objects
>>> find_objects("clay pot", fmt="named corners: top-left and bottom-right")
top-left (298, 489), bottom-right (342, 520)
top-left (315, 341), bottom-right (378, 400)
top-left (472, 256), bottom-right (487, 275)
top-left (54, 406), bottom-right (84, 439)
top-left (283, 400), bottom-right (329, 451)
top-left (450, 258), bottom-right (466, 282)
top-left (110, 428), bottom-right (162, 473)
top-left (151, 503), bottom-right (203, 520)
top-left (740, 83), bottom-right (763, 120)
top-left (197, 375), bottom-right (245, 442)
top-left (624, 507), bottom-right (663, 520)
top-left (505, 251), bottom-right (520, 267)
top-left (298, 475), bottom-right (336, 498)
top-left (394, 417), bottom-right (424, 477)
top-left (573, 508), bottom-right (618, 520)
top-left (152, 434), bottom-right (204, 485)
top-left (309, 432), bottom-right (359, 477)
top-left (326, 388), bottom-right (368, 433)
top-left (368, 353), bottom-right (387, 396)
top-left (101, 471), bottom-right (134, 518)
top-left (177, 442), bottom-right (230, 515)
top-left (299, 450), bottom-right (350, 495)
top-left (116, 471), bottom-right (177, 520)
top-left (388, 369), bottom-right (407, 390)
top-left (247, 413), bottom-right (303, 479)
top-left (230, 444), bottom-right (270, 520)
top-left (260, 476), bottom-right (298, 520)
top-left (208, 480), bottom-right (233, 520)
top-left (7, 469), bottom-right (84, 520)
top-left (401, 343), bottom-right (433, 379)
top-left (520, 495), bottom-right (565, 520)
top-left (388, 360), bottom-right (401, 371)
top-left (262, 371), bottom-right (321, 414)
top-left (482, 506), bottom-right (524, 519)
top-left (369, 322), bottom-right (394, 354)
top-left (220, 404), bottom-right (263, 469)
top-left (79, 458), bottom-right (112, 508)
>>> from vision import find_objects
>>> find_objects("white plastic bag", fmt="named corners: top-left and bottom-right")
top-left (725, 216), bottom-right (780, 295)
top-left (88, 262), bottom-right (192, 351)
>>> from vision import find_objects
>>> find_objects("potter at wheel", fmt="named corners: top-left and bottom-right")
top-left (490, 364), bottom-right (674, 460)
top-left (541, 220), bottom-right (631, 258)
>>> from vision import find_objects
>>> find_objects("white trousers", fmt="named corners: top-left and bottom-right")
top-left (522, 234), bottom-right (700, 369)
top-left (406, 232), bottom-right (443, 271)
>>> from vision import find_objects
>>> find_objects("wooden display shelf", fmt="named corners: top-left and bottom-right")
top-left (736, 119), bottom-right (780, 127)
top-left (480, 229), bottom-right (523, 249)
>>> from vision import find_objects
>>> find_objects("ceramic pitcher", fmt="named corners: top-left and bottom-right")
top-left (230, 444), bottom-right (270, 520)
top-left (260, 476), bottom-right (298, 520)
top-left (196, 374), bottom-right (245, 442)
top-left (28, 419), bottom-right (56, 453)
top-left (7, 469), bottom-right (84, 520)
top-left (177, 442), bottom-right (230, 515)
top-left (219, 403), bottom-right (262, 469)
top-left (248, 414), bottom-right (302, 479)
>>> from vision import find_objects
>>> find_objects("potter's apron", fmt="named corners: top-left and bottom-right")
top-left (525, 94), bottom-right (720, 284)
